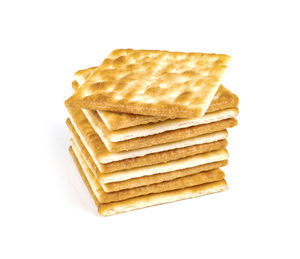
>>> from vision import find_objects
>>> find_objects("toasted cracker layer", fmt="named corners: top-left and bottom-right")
top-left (67, 110), bottom-right (228, 164)
top-left (73, 65), bottom-right (239, 130)
top-left (69, 126), bottom-right (228, 191)
top-left (68, 119), bottom-right (228, 173)
top-left (99, 149), bottom-right (228, 183)
top-left (66, 102), bottom-right (236, 154)
top-left (102, 160), bottom-right (228, 192)
top-left (66, 49), bottom-right (231, 118)
top-left (84, 108), bottom-right (238, 142)
top-left (71, 142), bottom-right (225, 204)
top-left (69, 146), bottom-right (227, 216)
top-left (74, 66), bottom-right (97, 85)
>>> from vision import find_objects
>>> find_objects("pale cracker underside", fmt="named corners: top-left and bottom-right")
top-left (67, 111), bottom-right (228, 164)
top-left (71, 141), bottom-right (225, 204)
top-left (66, 101), bottom-right (237, 154)
top-left (102, 160), bottom-right (228, 192)
top-left (84, 107), bottom-right (237, 152)
top-left (66, 104), bottom-right (229, 171)
top-left (84, 108), bottom-right (238, 142)
top-left (99, 149), bottom-right (228, 184)
top-left (69, 146), bottom-right (227, 216)
top-left (69, 120), bottom-right (228, 173)
top-left (69, 123), bottom-right (228, 191)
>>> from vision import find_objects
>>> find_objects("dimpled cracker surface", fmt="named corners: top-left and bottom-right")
top-left (73, 66), bottom-right (239, 130)
top-left (70, 142), bottom-right (225, 204)
top-left (66, 49), bottom-right (232, 118)
top-left (74, 66), bottom-right (97, 85)
top-left (69, 146), bottom-right (227, 216)
top-left (98, 85), bottom-right (239, 130)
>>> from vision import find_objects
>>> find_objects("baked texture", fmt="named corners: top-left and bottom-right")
top-left (67, 106), bottom-right (228, 163)
top-left (100, 180), bottom-right (227, 216)
top-left (99, 149), bottom-right (228, 183)
top-left (68, 119), bottom-right (228, 173)
top-left (88, 111), bottom-right (236, 153)
top-left (102, 160), bottom-right (228, 192)
top-left (84, 108), bottom-right (238, 142)
top-left (71, 142), bottom-right (225, 204)
top-left (69, 146), bottom-right (227, 216)
top-left (66, 103), bottom-right (229, 168)
top-left (66, 49), bottom-right (231, 118)
top-left (74, 66), bottom-right (97, 85)
top-left (73, 66), bottom-right (239, 130)
top-left (70, 129), bottom-right (228, 183)
top-left (69, 127), bottom-right (228, 191)
top-left (66, 101), bottom-right (237, 153)
top-left (72, 80), bottom-right (79, 91)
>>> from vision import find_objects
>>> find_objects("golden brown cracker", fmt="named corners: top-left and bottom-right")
top-left (102, 160), bottom-right (228, 192)
top-left (69, 146), bottom-right (227, 216)
top-left (68, 118), bottom-right (228, 173)
top-left (66, 49), bottom-right (231, 118)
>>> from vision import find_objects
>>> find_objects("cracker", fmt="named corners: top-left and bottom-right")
top-left (73, 66), bottom-right (239, 130)
top-left (100, 180), bottom-right (227, 216)
top-left (74, 66), bottom-right (97, 85)
top-left (69, 119), bottom-right (228, 173)
top-left (72, 80), bottom-right (79, 91)
top-left (103, 160), bottom-right (228, 192)
top-left (66, 104), bottom-right (229, 170)
top-left (82, 106), bottom-right (237, 152)
top-left (69, 128), bottom-right (228, 191)
top-left (69, 128), bottom-right (228, 184)
top-left (70, 143), bottom-right (225, 204)
top-left (66, 101), bottom-right (236, 154)
top-left (66, 106), bottom-right (228, 163)
top-left (99, 149), bottom-right (228, 183)
top-left (69, 146), bottom-right (227, 216)
top-left (90, 115), bottom-right (236, 153)
top-left (84, 107), bottom-right (238, 142)
top-left (98, 85), bottom-right (239, 130)
top-left (66, 49), bottom-right (231, 118)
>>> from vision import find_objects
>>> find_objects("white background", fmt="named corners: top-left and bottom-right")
top-left (1, 1), bottom-right (299, 258)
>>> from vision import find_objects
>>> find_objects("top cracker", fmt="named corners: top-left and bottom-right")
top-left (66, 49), bottom-right (231, 118)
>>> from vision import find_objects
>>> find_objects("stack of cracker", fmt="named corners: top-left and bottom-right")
top-left (65, 49), bottom-right (239, 216)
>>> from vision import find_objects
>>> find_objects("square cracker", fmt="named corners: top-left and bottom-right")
top-left (69, 126), bottom-right (228, 184)
top-left (68, 118), bottom-right (228, 173)
top-left (84, 108), bottom-right (238, 142)
top-left (69, 146), bottom-right (227, 216)
top-left (66, 104), bottom-right (229, 168)
top-left (71, 68), bottom-right (238, 144)
top-left (83, 108), bottom-right (237, 153)
top-left (73, 66), bottom-right (239, 130)
top-left (68, 121), bottom-right (228, 191)
top-left (102, 160), bottom-right (228, 192)
top-left (66, 102), bottom-right (237, 154)
top-left (98, 85), bottom-right (239, 130)
top-left (98, 148), bottom-right (228, 184)
top-left (74, 66), bottom-right (97, 85)
top-left (66, 49), bottom-right (231, 118)
top-left (70, 141), bottom-right (225, 204)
